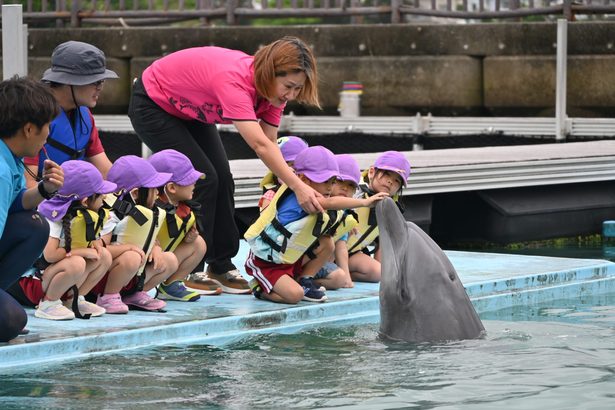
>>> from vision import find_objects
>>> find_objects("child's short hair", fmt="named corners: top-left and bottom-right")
top-left (0, 76), bottom-right (59, 139)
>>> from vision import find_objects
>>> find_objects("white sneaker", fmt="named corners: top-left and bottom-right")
top-left (77, 295), bottom-right (106, 317)
top-left (35, 299), bottom-right (75, 321)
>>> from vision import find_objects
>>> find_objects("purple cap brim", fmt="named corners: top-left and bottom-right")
top-left (95, 180), bottom-right (118, 194)
top-left (175, 169), bottom-right (205, 186)
top-left (141, 172), bottom-right (172, 188)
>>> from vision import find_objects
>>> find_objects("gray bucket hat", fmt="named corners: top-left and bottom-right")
top-left (42, 41), bottom-right (119, 86)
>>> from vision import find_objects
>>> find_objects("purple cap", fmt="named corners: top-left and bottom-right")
top-left (107, 155), bottom-right (172, 192)
top-left (374, 151), bottom-right (411, 187)
top-left (148, 149), bottom-right (205, 186)
top-left (38, 160), bottom-right (117, 221)
top-left (294, 146), bottom-right (339, 183)
top-left (335, 154), bottom-right (360, 186)
top-left (277, 136), bottom-right (308, 162)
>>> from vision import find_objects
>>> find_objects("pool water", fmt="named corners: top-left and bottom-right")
top-left (1, 292), bottom-right (614, 409)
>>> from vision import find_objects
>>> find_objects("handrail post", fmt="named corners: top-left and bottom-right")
top-left (2, 5), bottom-right (28, 79)
top-left (555, 19), bottom-right (568, 142)
top-left (226, 0), bottom-right (237, 25)
top-left (563, 0), bottom-right (573, 21)
top-left (391, 0), bottom-right (401, 23)
top-left (71, 0), bottom-right (81, 27)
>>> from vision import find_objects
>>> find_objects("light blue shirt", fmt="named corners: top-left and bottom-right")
top-left (276, 192), bottom-right (307, 226)
top-left (0, 139), bottom-right (26, 238)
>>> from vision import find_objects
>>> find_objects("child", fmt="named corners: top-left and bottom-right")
top-left (148, 149), bottom-right (211, 300)
top-left (8, 160), bottom-right (115, 320)
top-left (347, 150), bottom-right (411, 282)
top-left (244, 146), bottom-right (387, 305)
top-left (258, 136), bottom-right (308, 210)
top-left (93, 155), bottom-right (178, 313)
top-left (313, 154), bottom-right (362, 290)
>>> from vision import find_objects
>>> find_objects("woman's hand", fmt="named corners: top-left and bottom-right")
top-left (293, 181), bottom-right (324, 214)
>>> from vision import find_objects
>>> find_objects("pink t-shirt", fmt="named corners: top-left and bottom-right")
top-left (141, 47), bottom-right (284, 126)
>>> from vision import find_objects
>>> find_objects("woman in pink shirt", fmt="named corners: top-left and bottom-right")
top-left (128, 36), bottom-right (322, 294)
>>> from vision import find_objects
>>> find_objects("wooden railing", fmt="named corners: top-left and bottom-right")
top-left (2, 0), bottom-right (614, 27)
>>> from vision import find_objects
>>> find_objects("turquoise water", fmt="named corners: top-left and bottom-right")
top-left (1, 292), bottom-right (614, 409)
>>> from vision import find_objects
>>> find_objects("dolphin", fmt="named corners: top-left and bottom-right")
top-left (376, 197), bottom-right (485, 343)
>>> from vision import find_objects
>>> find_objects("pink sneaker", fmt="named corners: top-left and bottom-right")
top-left (96, 293), bottom-right (129, 314)
top-left (122, 291), bottom-right (167, 312)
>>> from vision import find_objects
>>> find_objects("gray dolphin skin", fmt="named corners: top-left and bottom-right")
top-left (376, 198), bottom-right (485, 343)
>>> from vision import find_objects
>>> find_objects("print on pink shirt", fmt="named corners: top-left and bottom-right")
top-left (170, 96), bottom-right (217, 123)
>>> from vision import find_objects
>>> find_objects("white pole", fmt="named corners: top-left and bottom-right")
top-left (555, 19), bottom-right (568, 142)
top-left (22, 24), bottom-right (28, 75)
top-left (2, 5), bottom-right (27, 79)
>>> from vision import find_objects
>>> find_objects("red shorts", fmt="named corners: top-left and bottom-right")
top-left (15, 276), bottom-right (72, 306)
top-left (16, 277), bottom-right (44, 306)
top-left (244, 251), bottom-right (302, 294)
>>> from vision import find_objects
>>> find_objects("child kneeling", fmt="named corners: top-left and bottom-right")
top-left (244, 146), bottom-right (386, 304)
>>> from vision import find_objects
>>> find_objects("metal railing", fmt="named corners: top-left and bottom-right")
top-left (2, 0), bottom-right (614, 27)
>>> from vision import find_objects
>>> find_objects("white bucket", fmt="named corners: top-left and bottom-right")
top-left (338, 92), bottom-right (361, 117)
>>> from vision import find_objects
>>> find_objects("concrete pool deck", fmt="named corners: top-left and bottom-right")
top-left (1, 241), bottom-right (615, 370)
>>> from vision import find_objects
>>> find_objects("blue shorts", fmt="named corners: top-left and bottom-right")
top-left (314, 262), bottom-right (339, 279)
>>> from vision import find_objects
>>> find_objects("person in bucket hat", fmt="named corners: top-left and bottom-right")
top-left (93, 155), bottom-right (177, 314)
top-left (244, 146), bottom-right (387, 305)
top-left (23, 41), bottom-right (119, 192)
top-left (148, 150), bottom-right (218, 300)
top-left (8, 160), bottom-right (116, 321)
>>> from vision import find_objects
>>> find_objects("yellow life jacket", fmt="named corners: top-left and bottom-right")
top-left (68, 207), bottom-right (109, 249)
top-left (105, 193), bottom-right (166, 274)
top-left (244, 184), bottom-right (341, 264)
top-left (345, 204), bottom-right (380, 254)
top-left (156, 200), bottom-right (197, 253)
top-left (346, 172), bottom-right (402, 254)
top-left (331, 209), bottom-right (359, 242)
top-left (259, 171), bottom-right (279, 192)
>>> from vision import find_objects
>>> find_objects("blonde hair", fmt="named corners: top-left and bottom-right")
top-left (254, 36), bottom-right (320, 108)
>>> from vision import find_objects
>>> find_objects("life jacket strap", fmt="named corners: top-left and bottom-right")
top-left (134, 206), bottom-right (160, 292)
top-left (70, 285), bottom-right (91, 320)
top-left (46, 137), bottom-right (86, 160)
top-left (112, 197), bottom-right (148, 226)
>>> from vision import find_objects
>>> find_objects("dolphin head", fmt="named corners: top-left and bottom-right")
top-left (376, 198), bottom-right (485, 343)
top-left (376, 199), bottom-right (414, 304)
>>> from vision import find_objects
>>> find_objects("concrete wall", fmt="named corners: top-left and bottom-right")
top-left (2, 22), bottom-right (614, 116)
